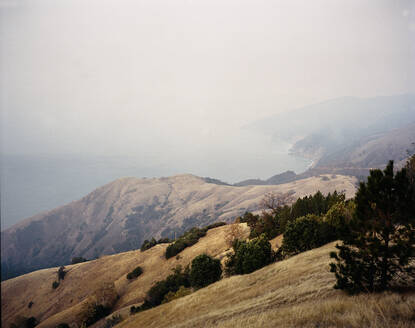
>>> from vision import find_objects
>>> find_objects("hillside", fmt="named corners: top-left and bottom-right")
top-left (1, 224), bottom-right (250, 328)
top-left (1, 173), bottom-right (357, 280)
top-left (117, 242), bottom-right (415, 328)
top-left (2, 224), bottom-right (413, 328)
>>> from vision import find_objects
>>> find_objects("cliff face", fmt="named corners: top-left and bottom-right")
top-left (1, 173), bottom-right (357, 280)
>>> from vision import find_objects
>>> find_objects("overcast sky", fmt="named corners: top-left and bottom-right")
top-left (1, 0), bottom-right (414, 158)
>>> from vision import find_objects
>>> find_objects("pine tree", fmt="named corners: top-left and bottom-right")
top-left (330, 161), bottom-right (415, 294)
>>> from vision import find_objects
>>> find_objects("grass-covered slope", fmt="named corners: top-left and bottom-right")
top-left (118, 242), bottom-right (415, 328)
top-left (1, 224), bottom-right (250, 328)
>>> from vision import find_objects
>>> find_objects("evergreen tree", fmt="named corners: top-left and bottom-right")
top-left (330, 161), bottom-right (415, 294)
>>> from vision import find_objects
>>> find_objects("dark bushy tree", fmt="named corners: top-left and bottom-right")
top-left (126, 266), bottom-right (143, 280)
top-left (145, 265), bottom-right (190, 306)
top-left (225, 235), bottom-right (272, 275)
top-left (330, 161), bottom-right (415, 294)
top-left (282, 214), bottom-right (336, 255)
top-left (190, 254), bottom-right (222, 288)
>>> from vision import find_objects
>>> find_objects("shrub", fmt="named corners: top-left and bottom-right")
top-left (52, 281), bottom-right (60, 289)
top-left (190, 254), bottom-right (222, 288)
top-left (225, 235), bottom-right (272, 275)
top-left (141, 237), bottom-right (172, 252)
top-left (162, 286), bottom-right (192, 304)
top-left (140, 238), bottom-right (157, 251)
top-left (126, 266), bottom-right (143, 280)
top-left (324, 201), bottom-right (354, 237)
top-left (104, 314), bottom-right (123, 328)
top-left (145, 265), bottom-right (190, 306)
top-left (83, 304), bottom-right (111, 326)
top-left (71, 257), bottom-right (88, 264)
top-left (282, 214), bottom-right (336, 255)
top-left (205, 222), bottom-right (227, 230)
top-left (57, 266), bottom-right (66, 281)
top-left (11, 316), bottom-right (38, 328)
top-left (165, 227), bottom-right (208, 259)
top-left (28, 301), bottom-right (33, 308)
top-left (56, 324), bottom-right (70, 328)
top-left (80, 282), bottom-right (118, 326)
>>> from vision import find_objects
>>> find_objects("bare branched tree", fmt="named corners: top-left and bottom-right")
top-left (260, 191), bottom-right (294, 215)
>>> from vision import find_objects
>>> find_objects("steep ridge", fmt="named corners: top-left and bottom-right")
top-left (1, 174), bottom-right (357, 280)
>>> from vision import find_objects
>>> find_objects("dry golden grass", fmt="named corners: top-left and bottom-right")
top-left (117, 242), bottom-right (415, 328)
top-left (1, 224), bottom-right (249, 328)
top-left (3, 224), bottom-right (414, 328)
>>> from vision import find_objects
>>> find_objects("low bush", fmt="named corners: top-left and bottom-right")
top-left (141, 237), bottom-right (172, 251)
top-left (165, 227), bottom-right (208, 259)
top-left (282, 214), bottom-right (336, 255)
top-left (126, 266), bottom-right (143, 280)
top-left (52, 281), bottom-right (60, 289)
top-left (71, 257), bottom-right (88, 264)
top-left (83, 304), bottom-right (111, 327)
top-left (57, 266), bottom-right (66, 281)
top-left (205, 222), bottom-right (227, 230)
top-left (56, 324), bottom-right (70, 328)
top-left (146, 265), bottom-right (190, 306)
top-left (190, 254), bottom-right (222, 288)
top-left (225, 235), bottom-right (273, 275)
top-left (104, 314), bottom-right (123, 328)
top-left (162, 286), bottom-right (192, 304)
top-left (10, 316), bottom-right (38, 328)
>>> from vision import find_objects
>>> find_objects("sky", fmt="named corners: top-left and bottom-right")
top-left (0, 0), bottom-right (415, 228)
top-left (1, 0), bottom-right (414, 157)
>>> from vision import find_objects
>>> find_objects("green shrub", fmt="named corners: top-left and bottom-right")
top-left (126, 266), bottom-right (143, 280)
top-left (190, 254), bottom-right (222, 288)
top-left (162, 286), bottom-right (192, 304)
top-left (141, 237), bottom-right (172, 252)
top-left (282, 214), bottom-right (336, 255)
top-left (52, 281), bottom-right (60, 289)
top-left (165, 227), bottom-right (208, 259)
top-left (225, 235), bottom-right (272, 275)
top-left (324, 201), bottom-right (354, 237)
top-left (83, 304), bottom-right (111, 327)
top-left (146, 265), bottom-right (190, 306)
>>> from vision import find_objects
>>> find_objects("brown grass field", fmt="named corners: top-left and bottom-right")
top-left (117, 242), bottom-right (415, 328)
top-left (2, 223), bottom-right (415, 328)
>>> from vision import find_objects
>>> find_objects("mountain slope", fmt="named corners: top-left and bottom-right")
top-left (1, 224), bottom-right (250, 328)
top-left (117, 242), bottom-right (415, 328)
top-left (1, 173), bottom-right (357, 280)
top-left (2, 225), bottom-right (413, 328)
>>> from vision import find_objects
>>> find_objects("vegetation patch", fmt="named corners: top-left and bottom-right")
top-left (126, 266), bottom-right (143, 280)
top-left (140, 237), bottom-right (171, 252)
top-left (225, 235), bottom-right (273, 275)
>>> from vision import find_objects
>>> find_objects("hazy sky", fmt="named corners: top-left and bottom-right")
top-left (1, 0), bottom-right (415, 160)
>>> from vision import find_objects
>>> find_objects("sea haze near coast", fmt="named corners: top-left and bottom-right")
top-left (0, 133), bottom-right (310, 230)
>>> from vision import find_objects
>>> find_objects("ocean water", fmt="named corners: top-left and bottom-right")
top-left (1, 138), bottom-right (310, 230)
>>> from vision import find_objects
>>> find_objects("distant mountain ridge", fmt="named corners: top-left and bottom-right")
top-left (1, 173), bottom-right (357, 280)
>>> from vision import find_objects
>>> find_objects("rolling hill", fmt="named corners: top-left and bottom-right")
top-left (2, 223), bottom-right (413, 328)
top-left (1, 173), bottom-right (357, 280)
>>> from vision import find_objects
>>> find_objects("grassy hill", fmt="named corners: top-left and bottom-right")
top-left (1, 173), bottom-right (357, 280)
top-left (2, 222), bottom-right (414, 328)
top-left (117, 241), bottom-right (415, 328)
